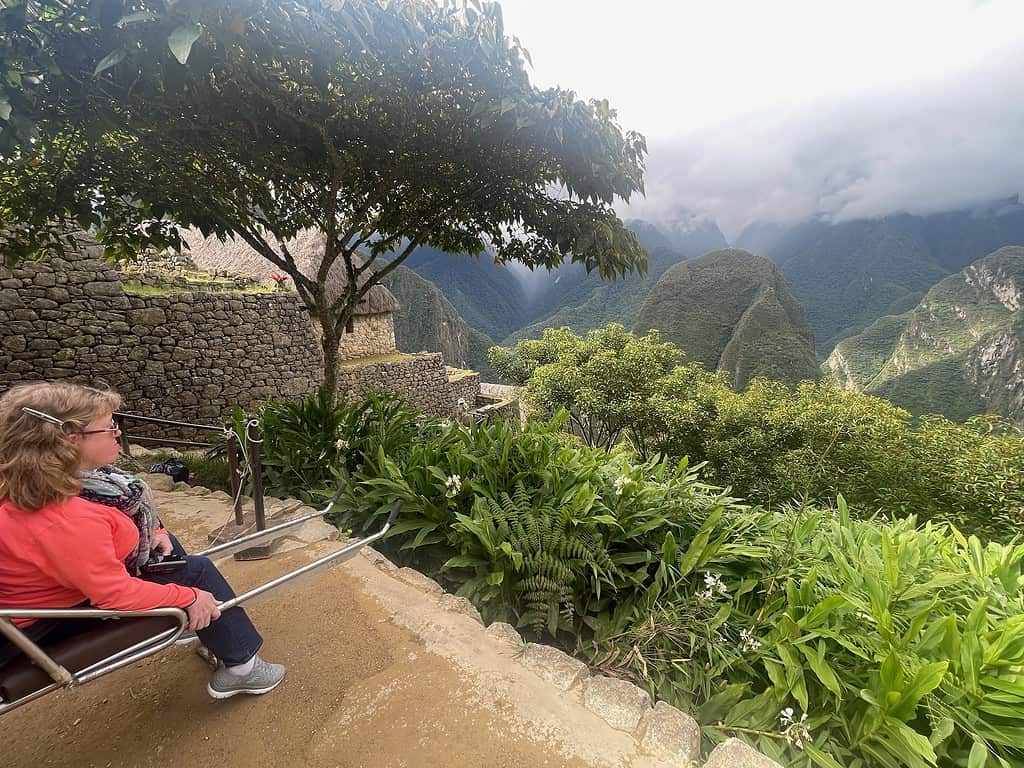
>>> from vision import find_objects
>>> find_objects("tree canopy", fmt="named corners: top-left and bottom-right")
top-left (490, 324), bottom-right (683, 456)
top-left (1, 0), bottom-right (648, 397)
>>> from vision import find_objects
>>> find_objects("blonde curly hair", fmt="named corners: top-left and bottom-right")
top-left (0, 382), bottom-right (121, 511)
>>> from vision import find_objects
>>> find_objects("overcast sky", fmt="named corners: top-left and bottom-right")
top-left (498, 0), bottom-right (1024, 240)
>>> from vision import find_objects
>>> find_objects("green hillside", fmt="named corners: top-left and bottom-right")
top-left (401, 245), bottom-right (528, 342)
top-left (635, 248), bottom-right (819, 388)
top-left (504, 217), bottom-right (727, 344)
top-left (746, 200), bottom-right (1024, 355)
top-left (383, 266), bottom-right (495, 379)
top-left (824, 246), bottom-right (1024, 423)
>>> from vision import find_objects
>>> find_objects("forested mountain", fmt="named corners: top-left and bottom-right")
top-left (382, 267), bottom-right (495, 379)
top-left (400, 245), bottom-right (529, 343)
top-left (823, 246), bottom-right (1024, 424)
top-left (635, 249), bottom-right (818, 388)
top-left (739, 198), bottom-right (1024, 355)
top-left (503, 216), bottom-right (727, 344)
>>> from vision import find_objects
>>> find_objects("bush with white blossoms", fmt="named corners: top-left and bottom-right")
top-left (779, 708), bottom-right (811, 750)
top-left (444, 474), bottom-right (462, 498)
top-left (738, 627), bottom-right (761, 653)
top-left (699, 571), bottom-right (728, 601)
top-left (315, 397), bottom-right (1024, 768)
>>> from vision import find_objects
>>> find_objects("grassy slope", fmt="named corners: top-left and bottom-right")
top-left (776, 221), bottom-right (947, 354)
top-left (764, 205), bottom-right (1024, 356)
top-left (826, 314), bottom-right (910, 388)
top-left (871, 355), bottom-right (986, 422)
top-left (504, 220), bottom-right (728, 345)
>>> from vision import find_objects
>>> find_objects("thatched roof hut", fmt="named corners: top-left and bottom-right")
top-left (183, 229), bottom-right (399, 316)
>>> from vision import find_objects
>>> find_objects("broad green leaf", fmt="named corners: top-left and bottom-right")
top-left (168, 23), bottom-right (203, 65)
top-left (442, 554), bottom-right (487, 569)
top-left (891, 661), bottom-right (947, 720)
top-left (678, 507), bottom-right (721, 576)
top-left (802, 595), bottom-right (847, 630)
top-left (93, 48), bottom-right (127, 76)
top-left (929, 716), bottom-right (955, 747)
top-left (798, 642), bottom-right (843, 700)
top-left (968, 740), bottom-right (988, 768)
top-left (805, 743), bottom-right (845, 768)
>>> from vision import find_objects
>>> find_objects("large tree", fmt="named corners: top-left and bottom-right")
top-left (1, 0), bottom-right (648, 400)
top-left (489, 324), bottom-right (684, 457)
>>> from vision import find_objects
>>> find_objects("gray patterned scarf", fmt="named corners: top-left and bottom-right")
top-left (78, 466), bottom-right (161, 574)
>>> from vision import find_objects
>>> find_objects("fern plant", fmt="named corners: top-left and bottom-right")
top-left (447, 482), bottom-right (622, 635)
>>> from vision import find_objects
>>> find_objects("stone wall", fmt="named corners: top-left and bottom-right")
top-left (339, 312), bottom-right (396, 360)
top-left (447, 368), bottom-right (482, 411)
top-left (1, 250), bottom-right (479, 424)
top-left (336, 353), bottom-right (458, 416)
top-left (0, 251), bottom-right (322, 427)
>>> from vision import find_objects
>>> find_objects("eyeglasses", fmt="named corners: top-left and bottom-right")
top-left (21, 408), bottom-right (121, 436)
top-left (75, 421), bottom-right (121, 436)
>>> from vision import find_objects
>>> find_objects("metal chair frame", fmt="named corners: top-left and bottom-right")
top-left (0, 483), bottom-right (399, 715)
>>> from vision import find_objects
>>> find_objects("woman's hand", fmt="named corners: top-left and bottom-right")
top-left (186, 589), bottom-right (221, 631)
top-left (152, 531), bottom-right (173, 557)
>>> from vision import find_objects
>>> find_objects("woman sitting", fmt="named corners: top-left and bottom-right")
top-left (0, 382), bottom-right (285, 699)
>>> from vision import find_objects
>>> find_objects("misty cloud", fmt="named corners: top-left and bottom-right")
top-left (622, 42), bottom-right (1024, 241)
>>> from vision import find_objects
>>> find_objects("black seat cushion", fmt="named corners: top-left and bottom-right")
top-left (0, 616), bottom-right (180, 702)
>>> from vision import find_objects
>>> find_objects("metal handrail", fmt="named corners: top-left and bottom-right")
top-left (219, 501), bottom-right (400, 611)
top-left (196, 478), bottom-right (348, 560)
top-left (0, 479), bottom-right (400, 714)
top-left (112, 409), bottom-right (262, 530)
top-left (113, 412), bottom-right (226, 432)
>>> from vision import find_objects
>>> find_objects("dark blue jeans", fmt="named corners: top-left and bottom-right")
top-left (143, 534), bottom-right (263, 666)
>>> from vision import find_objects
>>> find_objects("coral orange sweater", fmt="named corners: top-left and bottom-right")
top-left (0, 496), bottom-right (195, 627)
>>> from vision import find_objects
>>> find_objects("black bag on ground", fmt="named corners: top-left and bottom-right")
top-left (148, 458), bottom-right (189, 483)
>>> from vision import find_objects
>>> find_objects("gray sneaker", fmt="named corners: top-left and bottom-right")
top-left (207, 656), bottom-right (286, 699)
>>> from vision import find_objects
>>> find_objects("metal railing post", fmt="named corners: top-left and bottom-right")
top-left (115, 413), bottom-right (130, 456)
top-left (225, 429), bottom-right (244, 526)
top-left (246, 418), bottom-right (267, 531)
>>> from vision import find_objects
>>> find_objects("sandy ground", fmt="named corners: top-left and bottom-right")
top-left (1, 492), bottom-right (662, 768)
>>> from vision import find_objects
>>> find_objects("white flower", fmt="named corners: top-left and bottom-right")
top-left (444, 474), bottom-right (462, 497)
top-left (698, 572), bottom-right (728, 601)
top-left (739, 627), bottom-right (762, 652)
top-left (613, 476), bottom-right (632, 496)
top-left (334, 438), bottom-right (350, 452)
top-left (779, 708), bottom-right (810, 750)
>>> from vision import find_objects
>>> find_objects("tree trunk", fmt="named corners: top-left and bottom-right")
top-left (320, 323), bottom-right (341, 409)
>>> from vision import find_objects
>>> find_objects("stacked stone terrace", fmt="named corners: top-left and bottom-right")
top-left (0, 247), bottom-right (485, 421)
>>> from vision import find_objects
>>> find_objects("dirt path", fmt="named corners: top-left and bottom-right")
top-left (1, 491), bottom-right (663, 768)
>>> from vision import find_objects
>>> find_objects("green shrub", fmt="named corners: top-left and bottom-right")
top-left (491, 324), bottom-right (1024, 541)
top-left (243, 390), bottom-right (1024, 766)
top-left (584, 497), bottom-right (1024, 768)
top-left (232, 391), bottom-right (421, 504)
